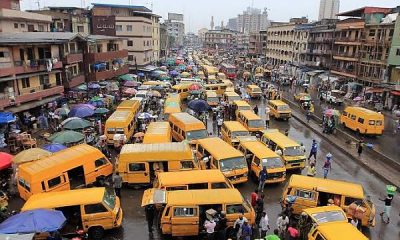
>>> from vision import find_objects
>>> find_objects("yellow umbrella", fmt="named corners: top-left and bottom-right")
top-left (243, 71), bottom-right (251, 77)
top-left (181, 72), bottom-right (190, 77)
top-left (13, 148), bottom-right (52, 165)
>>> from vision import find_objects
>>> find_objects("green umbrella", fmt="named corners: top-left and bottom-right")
top-left (159, 76), bottom-right (171, 81)
top-left (94, 108), bottom-right (110, 115)
top-left (118, 74), bottom-right (134, 81)
top-left (62, 118), bottom-right (91, 130)
top-left (90, 96), bottom-right (102, 102)
top-left (75, 84), bottom-right (87, 91)
top-left (48, 131), bottom-right (85, 144)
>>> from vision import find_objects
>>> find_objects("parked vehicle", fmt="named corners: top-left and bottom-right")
top-left (320, 90), bottom-right (345, 105)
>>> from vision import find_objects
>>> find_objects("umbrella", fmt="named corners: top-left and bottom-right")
top-left (88, 83), bottom-right (101, 89)
top-left (48, 131), bottom-right (85, 144)
top-left (74, 84), bottom-right (87, 91)
top-left (0, 209), bottom-right (66, 234)
top-left (123, 88), bottom-right (137, 95)
top-left (73, 103), bottom-right (96, 110)
top-left (394, 110), bottom-right (400, 117)
top-left (189, 84), bottom-right (201, 91)
top-left (169, 70), bottom-right (179, 77)
top-left (94, 108), bottom-right (110, 115)
top-left (118, 74), bottom-right (134, 81)
top-left (158, 75), bottom-right (171, 81)
top-left (88, 99), bottom-right (104, 107)
top-left (54, 108), bottom-right (69, 117)
top-left (181, 72), bottom-right (190, 77)
top-left (149, 90), bottom-right (161, 97)
top-left (106, 82), bottom-right (119, 92)
top-left (61, 117), bottom-right (91, 130)
top-left (12, 148), bottom-right (51, 165)
top-left (0, 152), bottom-right (12, 171)
top-left (160, 66), bottom-right (167, 71)
top-left (300, 96), bottom-right (311, 101)
top-left (0, 112), bottom-right (16, 124)
top-left (138, 112), bottom-right (153, 119)
top-left (68, 105), bottom-right (94, 118)
top-left (124, 81), bottom-right (138, 87)
top-left (138, 72), bottom-right (145, 77)
top-left (188, 99), bottom-right (210, 113)
top-left (353, 96), bottom-right (362, 101)
top-left (134, 132), bottom-right (145, 138)
top-left (41, 143), bottom-right (66, 153)
top-left (324, 109), bottom-right (340, 117)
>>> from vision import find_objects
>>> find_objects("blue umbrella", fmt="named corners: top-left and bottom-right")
top-left (0, 209), bottom-right (66, 234)
top-left (41, 143), bottom-right (67, 153)
top-left (0, 112), bottom-right (16, 124)
top-left (68, 105), bottom-right (94, 118)
top-left (138, 72), bottom-right (145, 77)
top-left (88, 83), bottom-right (100, 89)
top-left (188, 100), bottom-right (210, 113)
top-left (169, 70), bottom-right (179, 77)
top-left (88, 99), bottom-right (104, 107)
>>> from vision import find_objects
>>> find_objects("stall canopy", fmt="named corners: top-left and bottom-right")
top-left (0, 112), bottom-right (16, 124)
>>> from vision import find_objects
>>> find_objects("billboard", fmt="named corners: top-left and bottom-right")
top-left (92, 16), bottom-right (116, 36)
top-left (168, 13), bottom-right (184, 22)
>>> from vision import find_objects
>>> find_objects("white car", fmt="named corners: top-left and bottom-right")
top-left (321, 90), bottom-right (344, 105)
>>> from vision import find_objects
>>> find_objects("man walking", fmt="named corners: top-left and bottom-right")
top-left (112, 172), bottom-right (123, 199)
top-left (217, 116), bottom-right (223, 136)
top-left (254, 105), bottom-right (259, 115)
top-left (276, 214), bottom-right (289, 239)
top-left (258, 166), bottom-right (268, 192)
top-left (265, 106), bottom-right (270, 128)
top-left (256, 194), bottom-right (265, 224)
top-left (357, 140), bottom-right (364, 157)
top-left (259, 211), bottom-right (270, 238)
top-left (241, 220), bottom-right (252, 240)
top-left (308, 140), bottom-right (318, 162)
top-left (322, 153), bottom-right (332, 179)
top-left (145, 204), bottom-right (155, 232)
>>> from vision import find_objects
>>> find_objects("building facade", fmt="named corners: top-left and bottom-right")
top-left (266, 23), bottom-right (296, 65)
top-left (293, 24), bottom-right (315, 67)
top-left (152, 16), bottom-right (161, 63)
top-left (204, 29), bottom-right (233, 50)
top-left (165, 13), bottom-right (185, 47)
top-left (249, 31), bottom-right (267, 56)
top-left (318, 0), bottom-right (340, 20)
top-left (0, 7), bottom-right (52, 33)
top-left (159, 23), bottom-right (168, 59)
top-left (237, 7), bottom-right (269, 33)
top-left (0, 0), bottom-right (20, 10)
top-left (388, 14), bottom-right (400, 90)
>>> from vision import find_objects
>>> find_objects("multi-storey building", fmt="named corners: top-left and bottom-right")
top-left (29, 7), bottom-right (91, 34)
top-left (198, 28), bottom-right (208, 44)
top-left (266, 23), bottom-right (296, 65)
top-left (237, 7), bottom-right (269, 33)
top-left (204, 29), bottom-right (233, 50)
top-left (388, 14), bottom-right (400, 91)
top-left (249, 31), bottom-right (267, 56)
top-left (91, 3), bottom-right (159, 68)
top-left (227, 17), bottom-right (238, 31)
top-left (159, 23), bottom-right (168, 59)
top-left (318, 0), bottom-right (340, 20)
top-left (293, 23), bottom-right (314, 67)
top-left (152, 16), bottom-right (161, 63)
top-left (184, 33), bottom-right (200, 48)
top-left (165, 13), bottom-right (185, 47)
top-left (0, 5), bottom-right (52, 33)
top-left (0, 0), bottom-right (20, 10)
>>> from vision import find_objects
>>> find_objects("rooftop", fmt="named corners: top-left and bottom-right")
top-left (91, 3), bottom-right (151, 12)
top-left (337, 6), bottom-right (392, 17)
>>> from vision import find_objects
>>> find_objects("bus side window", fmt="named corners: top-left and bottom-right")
top-left (164, 207), bottom-right (171, 217)
top-left (95, 158), bottom-right (108, 168)
top-left (358, 118), bottom-right (364, 124)
top-left (213, 159), bottom-right (219, 169)
top-left (47, 175), bottom-right (64, 189)
top-left (350, 115), bottom-right (356, 120)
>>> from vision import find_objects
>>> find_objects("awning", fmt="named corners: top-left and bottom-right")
top-left (0, 234), bottom-right (35, 240)
top-left (306, 70), bottom-right (325, 76)
top-left (7, 96), bottom-right (62, 113)
top-left (391, 91), bottom-right (400, 96)
top-left (365, 88), bottom-right (384, 93)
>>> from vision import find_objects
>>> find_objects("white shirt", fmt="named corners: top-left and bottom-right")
top-left (276, 216), bottom-right (289, 230)
top-left (204, 220), bottom-right (216, 233)
top-left (350, 219), bottom-right (358, 228)
top-left (234, 217), bottom-right (247, 229)
top-left (259, 214), bottom-right (270, 231)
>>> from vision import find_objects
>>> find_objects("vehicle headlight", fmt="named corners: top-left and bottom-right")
top-left (283, 172), bottom-right (286, 176)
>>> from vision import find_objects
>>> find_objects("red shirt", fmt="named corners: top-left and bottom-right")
top-left (251, 192), bottom-right (258, 207)
top-left (288, 227), bottom-right (299, 237)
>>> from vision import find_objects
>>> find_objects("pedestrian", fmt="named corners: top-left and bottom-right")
top-left (112, 172), bottom-right (123, 199)
top-left (306, 162), bottom-right (316, 177)
top-left (300, 143), bottom-right (306, 154)
top-left (145, 204), bottom-right (155, 232)
top-left (204, 217), bottom-right (216, 240)
top-left (379, 193), bottom-right (394, 224)
top-left (254, 105), bottom-right (259, 115)
top-left (265, 106), bottom-right (270, 128)
top-left (265, 229), bottom-right (281, 240)
top-left (251, 189), bottom-right (259, 208)
top-left (287, 223), bottom-right (299, 240)
top-left (216, 211), bottom-right (227, 240)
top-left (350, 216), bottom-right (359, 229)
top-left (234, 214), bottom-right (247, 240)
top-left (256, 194), bottom-right (265, 224)
top-left (322, 154), bottom-right (332, 179)
top-left (276, 214), bottom-right (289, 239)
top-left (241, 220), bottom-right (252, 240)
top-left (357, 140), bottom-right (363, 157)
top-left (258, 166), bottom-right (268, 192)
top-left (217, 116), bottom-right (223, 136)
top-left (259, 211), bottom-right (270, 238)
top-left (306, 110), bottom-right (311, 123)
top-left (308, 139), bottom-right (318, 162)
top-left (284, 129), bottom-right (289, 136)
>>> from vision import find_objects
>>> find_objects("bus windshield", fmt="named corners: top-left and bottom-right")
top-left (311, 210), bottom-right (347, 224)
top-left (239, 106), bottom-right (251, 111)
top-left (228, 96), bottom-right (241, 102)
top-left (186, 129), bottom-right (208, 140)
top-left (231, 131), bottom-right (250, 138)
top-left (207, 97), bottom-right (219, 102)
top-left (219, 157), bottom-right (247, 172)
top-left (262, 157), bottom-right (284, 169)
top-left (277, 105), bottom-right (290, 111)
top-left (283, 147), bottom-right (303, 156)
top-left (248, 120), bottom-right (263, 128)
top-left (103, 188), bottom-right (116, 209)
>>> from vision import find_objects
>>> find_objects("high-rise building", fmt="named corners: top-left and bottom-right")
top-left (165, 13), bottom-right (185, 47)
top-left (236, 7), bottom-right (269, 34)
top-left (318, 0), bottom-right (340, 20)
top-left (227, 17), bottom-right (238, 31)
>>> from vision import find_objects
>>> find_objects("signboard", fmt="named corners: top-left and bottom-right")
top-left (92, 16), bottom-right (116, 36)
top-left (168, 13), bottom-right (184, 22)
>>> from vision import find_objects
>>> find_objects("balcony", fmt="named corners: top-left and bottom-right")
top-left (335, 37), bottom-right (361, 44)
top-left (13, 59), bottom-right (63, 75)
top-left (0, 97), bottom-right (11, 110)
top-left (330, 66), bottom-right (357, 78)
top-left (86, 50), bottom-right (128, 63)
top-left (63, 53), bottom-right (83, 64)
top-left (333, 52), bottom-right (358, 61)
top-left (16, 85), bottom-right (64, 104)
top-left (87, 65), bottom-right (129, 82)
top-left (65, 74), bottom-right (85, 88)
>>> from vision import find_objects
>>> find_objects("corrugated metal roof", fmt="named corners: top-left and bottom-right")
top-left (91, 3), bottom-right (151, 12)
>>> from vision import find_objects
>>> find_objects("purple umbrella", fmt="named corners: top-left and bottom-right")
top-left (74, 103), bottom-right (96, 110)
top-left (68, 105), bottom-right (94, 118)
top-left (41, 143), bottom-right (67, 153)
top-left (124, 81), bottom-right (138, 87)
top-left (88, 99), bottom-right (104, 107)
top-left (88, 83), bottom-right (101, 89)
top-left (169, 70), bottom-right (179, 77)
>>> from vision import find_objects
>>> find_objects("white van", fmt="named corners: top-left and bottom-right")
top-left (135, 90), bottom-right (149, 99)
top-left (180, 78), bottom-right (204, 85)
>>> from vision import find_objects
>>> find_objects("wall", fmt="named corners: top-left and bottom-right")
top-left (0, 19), bottom-right (50, 33)
top-left (388, 16), bottom-right (400, 65)
top-left (92, 16), bottom-right (116, 36)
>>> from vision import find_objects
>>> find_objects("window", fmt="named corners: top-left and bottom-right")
top-left (84, 204), bottom-right (108, 214)
top-left (128, 55), bottom-right (134, 61)
top-left (14, 23), bottom-right (18, 28)
top-left (211, 182), bottom-right (229, 189)
top-left (164, 207), bottom-right (171, 216)
top-left (116, 25), bottom-right (123, 31)
top-left (126, 25), bottom-right (133, 31)
top-left (69, 43), bottom-right (76, 53)
top-left (95, 158), bottom-right (108, 168)
top-left (181, 161), bottom-right (195, 169)
top-left (350, 115), bottom-right (356, 120)
top-left (127, 40), bottom-right (133, 46)
top-left (18, 178), bottom-right (30, 191)
top-left (188, 183), bottom-right (208, 190)
top-left (143, 41), bottom-right (146, 46)
top-left (368, 120), bottom-right (376, 125)
top-left (77, 26), bottom-right (84, 33)
top-left (357, 118), bottom-right (364, 124)
top-left (0, 51), bottom-right (9, 58)
top-left (128, 163), bottom-right (146, 172)
top-left (48, 176), bottom-right (62, 188)
top-left (369, 29), bottom-right (376, 37)
top-left (226, 204), bottom-right (247, 214)
top-left (38, 25), bottom-right (44, 32)
top-left (315, 234), bottom-right (325, 240)
top-left (342, 111), bottom-right (348, 117)
top-left (344, 197), bottom-right (359, 206)
top-left (396, 48), bottom-right (400, 56)
top-left (39, 74), bottom-right (49, 85)
top-left (21, 78), bottom-right (30, 88)
top-left (173, 207), bottom-right (197, 217)
top-left (295, 189), bottom-right (315, 200)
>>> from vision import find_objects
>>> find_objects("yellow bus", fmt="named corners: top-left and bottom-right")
top-left (197, 71), bottom-right (206, 80)
top-left (246, 85), bottom-right (262, 98)
top-left (154, 169), bottom-right (233, 190)
top-left (143, 122), bottom-right (172, 144)
top-left (237, 139), bottom-right (286, 184)
top-left (117, 142), bottom-right (197, 185)
top-left (282, 175), bottom-right (376, 227)
top-left (205, 83), bottom-right (227, 96)
top-left (17, 144), bottom-right (113, 200)
top-left (340, 107), bottom-right (384, 135)
top-left (195, 137), bottom-right (248, 184)
top-left (164, 94), bottom-right (182, 119)
top-left (221, 121), bottom-right (250, 148)
top-left (268, 100), bottom-right (292, 120)
top-left (237, 110), bottom-right (265, 134)
top-left (105, 110), bottom-right (135, 144)
top-left (260, 129), bottom-right (306, 170)
top-left (223, 91), bottom-right (241, 104)
top-left (116, 99), bottom-right (140, 116)
top-left (205, 90), bottom-right (219, 107)
top-left (233, 100), bottom-right (252, 118)
top-left (217, 72), bottom-right (226, 80)
top-left (142, 188), bottom-right (255, 237)
top-left (172, 83), bottom-right (192, 100)
top-left (168, 113), bottom-right (208, 142)
top-left (22, 187), bottom-right (123, 240)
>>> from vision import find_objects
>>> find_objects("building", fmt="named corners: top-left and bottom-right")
top-left (388, 14), bottom-right (400, 90)
top-left (0, 0), bottom-right (20, 10)
top-left (266, 23), bottom-right (296, 65)
top-left (198, 28), bottom-right (208, 44)
top-left (152, 16), bottom-right (160, 63)
top-left (227, 17), bottom-right (238, 31)
top-left (318, 0), bottom-right (340, 20)
top-left (204, 29), bottom-right (233, 50)
top-left (236, 7), bottom-right (269, 33)
top-left (91, 3), bottom-right (160, 68)
top-left (184, 33), bottom-right (200, 48)
top-left (249, 30), bottom-right (267, 56)
top-left (165, 13), bottom-right (185, 47)
top-left (292, 23), bottom-right (315, 67)
top-left (159, 23), bottom-right (168, 59)
top-left (29, 7), bottom-right (91, 34)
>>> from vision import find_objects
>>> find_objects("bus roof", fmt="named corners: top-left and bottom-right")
top-left (145, 122), bottom-right (170, 134)
top-left (344, 107), bottom-right (383, 117)
top-left (19, 144), bottom-right (104, 182)
top-left (317, 222), bottom-right (368, 240)
top-left (117, 100), bottom-right (140, 110)
top-left (238, 110), bottom-right (262, 120)
top-left (106, 110), bottom-right (133, 122)
top-left (22, 187), bottom-right (106, 211)
top-left (120, 142), bottom-right (193, 161)
top-left (233, 100), bottom-right (251, 107)
top-left (157, 169), bottom-right (227, 186)
top-left (247, 85), bottom-right (261, 89)
top-left (167, 189), bottom-right (244, 205)
top-left (302, 206), bottom-right (345, 217)
top-left (169, 113), bottom-right (206, 130)
top-left (240, 141), bottom-right (279, 158)
top-left (223, 121), bottom-right (249, 132)
top-left (288, 175), bottom-right (365, 199)
top-left (262, 129), bottom-right (300, 148)
top-left (197, 137), bottom-right (243, 160)
top-left (206, 90), bottom-right (218, 97)
top-left (269, 100), bottom-right (288, 106)
top-left (224, 91), bottom-right (239, 96)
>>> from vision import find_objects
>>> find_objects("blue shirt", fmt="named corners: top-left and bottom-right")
top-left (311, 142), bottom-right (318, 153)
top-left (259, 169), bottom-right (268, 182)
top-left (241, 224), bottom-right (252, 240)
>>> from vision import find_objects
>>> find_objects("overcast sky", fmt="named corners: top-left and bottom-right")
top-left (22, 0), bottom-right (399, 32)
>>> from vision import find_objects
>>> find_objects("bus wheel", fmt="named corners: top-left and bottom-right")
top-left (89, 227), bottom-right (104, 240)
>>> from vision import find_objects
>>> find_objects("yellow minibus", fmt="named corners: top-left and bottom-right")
top-left (237, 110), bottom-right (265, 134)
top-left (206, 90), bottom-right (219, 107)
top-left (223, 91), bottom-right (241, 104)
top-left (233, 100), bottom-right (252, 118)
top-left (17, 144), bottom-right (113, 200)
top-left (221, 121), bottom-right (250, 148)
top-left (142, 188), bottom-right (255, 237)
top-left (116, 100), bottom-right (140, 116)
top-left (340, 107), bottom-right (384, 135)
top-left (268, 100), bottom-right (292, 120)
top-left (168, 113), bottom-right (208, 142)
top-left (282, 175), bottom-right (376, 227)
top-left (117, 142), bottom-right (197, 185)
top-left (105, 110), bottom-right (135, 144)
top-left (22, 187), bottom-right (123, 240)
top-left (246, 85), bottom-right (262, 99)
top-left (143, 122), bottom-right (172, 144)
top-left (172, 83), bottom-right (191, 100)
top-left (154, 169), bottom-right (233, 190)
top-left (205, 83), bottom-right (227, 96)
top-left (260, 129), bottom-right (306, 170)
top-left (195, 137), bottom-right (248, 184)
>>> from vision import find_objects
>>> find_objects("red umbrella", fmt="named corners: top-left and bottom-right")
top-left (189, 84), bottom-right (201, 91)
top-left (0, 152), bottom-right (12, 171)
